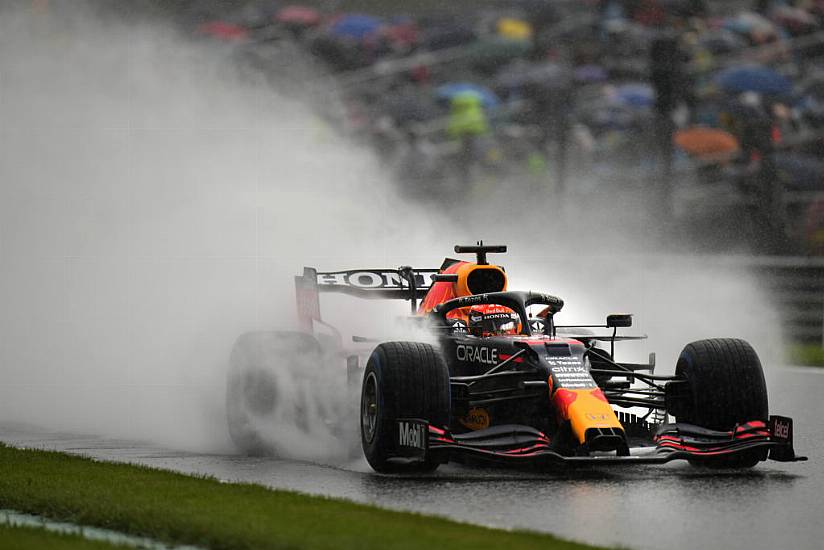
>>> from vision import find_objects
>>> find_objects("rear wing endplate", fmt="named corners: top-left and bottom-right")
top-left (295, 267), bottom-right (440, 332)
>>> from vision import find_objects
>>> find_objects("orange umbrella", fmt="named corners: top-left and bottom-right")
top-left (674, 127), bottom-right (739, 160)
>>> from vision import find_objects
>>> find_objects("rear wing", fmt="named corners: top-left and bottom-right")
top-left (295, 266), bottom-right (440, 332)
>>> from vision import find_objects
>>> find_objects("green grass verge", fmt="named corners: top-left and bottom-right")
top-left (0, 523), bottom-right (126, 550)
top-left (0, 444), bottom-right (606, 550)
top-left (787, 344), bottom-right (824, 367)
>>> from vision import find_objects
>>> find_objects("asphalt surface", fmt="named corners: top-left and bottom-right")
top-left (1, 365), bottom-right (821, 550)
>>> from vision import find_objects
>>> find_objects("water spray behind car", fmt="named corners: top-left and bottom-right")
top-left (0, 2), bottom-right (449, 461)
top-left (0, 1), bottom-right (785, 465)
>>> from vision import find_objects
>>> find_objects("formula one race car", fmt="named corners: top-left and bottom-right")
top-left (226, 243), bottom-right (805, 470)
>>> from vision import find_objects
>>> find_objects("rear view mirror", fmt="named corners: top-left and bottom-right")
top-left (606, 314), bottom-right (633, 328)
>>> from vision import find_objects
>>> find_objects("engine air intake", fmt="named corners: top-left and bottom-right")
top-left (466, 267), bottom-right (507, 295)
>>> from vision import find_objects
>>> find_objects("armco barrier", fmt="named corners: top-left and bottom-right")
top-left (747, 257), bottom-right (824, 346)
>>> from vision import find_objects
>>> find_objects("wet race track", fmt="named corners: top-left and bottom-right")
top-left (2, 366), bottom-right (821, 550)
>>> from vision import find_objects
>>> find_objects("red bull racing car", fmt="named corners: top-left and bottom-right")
top-left (227, 243), bottom-right (805, 471)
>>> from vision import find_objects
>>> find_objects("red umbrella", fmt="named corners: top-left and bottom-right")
top-left (276, 5), bottom-right (322, 27)
top-left (196, 21), bottom-right (248, 41)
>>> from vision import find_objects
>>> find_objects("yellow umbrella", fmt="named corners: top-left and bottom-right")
top-left (497, 18), bottom-right (533, 40)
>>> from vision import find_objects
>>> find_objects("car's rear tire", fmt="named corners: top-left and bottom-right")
top-left (226, 331), bottom-right (322, 455)
top-left (674, 338), bottom-right (769, 468)
top-left (360, 342), bottom-right (450, 473)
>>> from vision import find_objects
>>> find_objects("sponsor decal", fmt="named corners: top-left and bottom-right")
top-left (316, 269), bottom-right (439, 290)
top-left (771, 416), bottom-right (792, 441)
top-left (398, 421), bottom-right (427, 450)
top-left (545, 357), bottom-right (582, 366)
top-left (548, 364), bottom-right (587, 373)
top-left (548, 358), bottom-right (597, 390)
top-left (560, 384), bottom-right (595, 389)
top-left (535, 293), bottom-right (563, 306)
top-left (458, 294), bottom-right (488, 305)
top-left (459, 407), bottom-right (491, 431)
top-left (480, 312), bottom-right (518, 320)
top-left (456, 344), bottom-right (499, 365)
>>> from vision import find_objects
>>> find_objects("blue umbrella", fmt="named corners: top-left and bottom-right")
top-left (436, 83), bottom-right (499, 108)
top-left (613, 83), bottom-right (654, 108)
top-left (328, 14), bottom-right (383, 40)
top-left (714, 65), bottom-right (793, 96)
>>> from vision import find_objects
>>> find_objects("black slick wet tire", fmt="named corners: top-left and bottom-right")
top-left (360, 342), bottom-right (450, 473)
top-left (674, 338), bottom-right (769, 468)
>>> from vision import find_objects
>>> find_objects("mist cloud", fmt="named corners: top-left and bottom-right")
top-left (0, 3), bottom-right (781, 460)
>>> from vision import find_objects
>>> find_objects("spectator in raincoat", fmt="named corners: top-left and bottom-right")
top-left (447, 92), bottom-right (490, 185)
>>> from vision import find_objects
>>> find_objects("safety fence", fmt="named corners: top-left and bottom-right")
top-left (748, 256), bottom-right (824, 346)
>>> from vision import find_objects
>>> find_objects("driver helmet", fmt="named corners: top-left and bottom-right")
top-left (467, 304), bottom-right (522, 337)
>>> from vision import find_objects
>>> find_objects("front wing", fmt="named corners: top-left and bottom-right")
top-left (394, 416), bottom-right (806, 466)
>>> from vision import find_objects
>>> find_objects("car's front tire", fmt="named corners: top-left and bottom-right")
top-left (360, 341), bottom-right (450, 473)
top-left (673, 338), bottom-right (769, 468)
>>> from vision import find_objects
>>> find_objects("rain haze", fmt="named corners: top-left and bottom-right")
top-left (0, 1), bottom-right (781, 461)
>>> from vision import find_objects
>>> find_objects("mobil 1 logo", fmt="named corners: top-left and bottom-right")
top-left (397, 419), bottom-right (428, 458)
